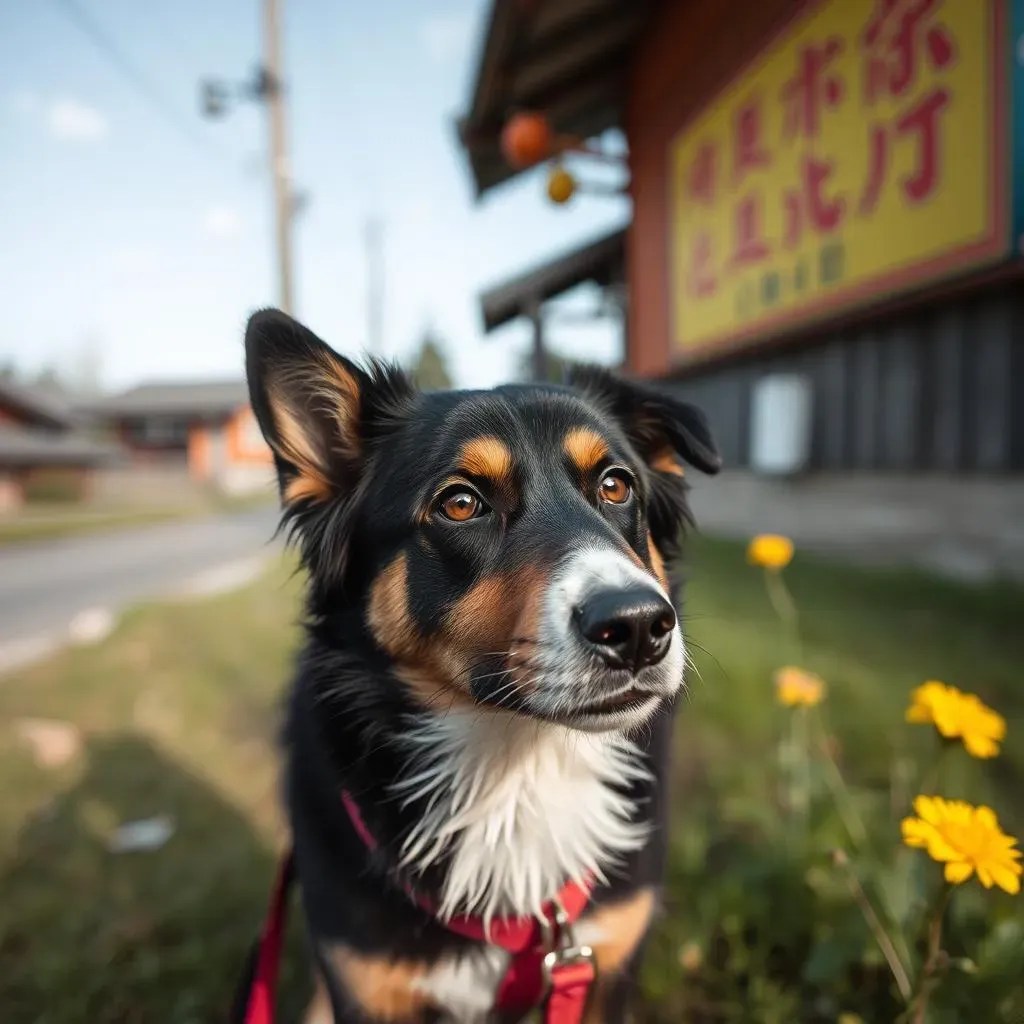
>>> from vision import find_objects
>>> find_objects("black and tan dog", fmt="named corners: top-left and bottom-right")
top-left (238, 309), bottom-right (721, 1024)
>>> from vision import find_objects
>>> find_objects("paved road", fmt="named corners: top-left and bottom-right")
top-left (0, 505), bottom-right (282, 669)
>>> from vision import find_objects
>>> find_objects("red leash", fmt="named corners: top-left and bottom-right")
top-left (237, 792), bottom-right (597, 1024)
top-left (240, 850), bottom-right (294, 1024)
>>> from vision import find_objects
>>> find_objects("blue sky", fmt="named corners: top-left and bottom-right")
top-left (0, 0), bottom-right (629, 390)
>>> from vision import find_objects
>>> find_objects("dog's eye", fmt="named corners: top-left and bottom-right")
top-left (598, 472), bottom-right (632, 505)
top-left (438, 489), bottom-right (486, 522)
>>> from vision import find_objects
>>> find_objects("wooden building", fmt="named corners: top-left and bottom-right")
top-left (87, 381), bottom-right (274, 496)
top-left (0, 381), bottom-right (117, 510)
top-left (458, 0), bottom-right (1024, 581)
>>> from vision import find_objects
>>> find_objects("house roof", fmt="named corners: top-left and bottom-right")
top-left (87, 380), bottom-right (250, 420)
top-left (480, 227), bottom-right (626, 332)
top-left (457, 0), bottom-right (651, 197)
top-left (0, 426), bottom-right (120, 468)
top-left (0, 380), bottom-right (77, 431)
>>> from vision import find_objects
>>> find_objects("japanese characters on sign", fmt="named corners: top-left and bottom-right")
top-left (670, 0), bottom-right (1007, 359)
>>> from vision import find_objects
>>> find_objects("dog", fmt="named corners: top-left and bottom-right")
top-left (237, 308), bottom-right (721, 1024)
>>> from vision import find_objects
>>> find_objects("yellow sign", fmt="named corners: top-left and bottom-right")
top-left (669, 0), bottom-right (1007, 359)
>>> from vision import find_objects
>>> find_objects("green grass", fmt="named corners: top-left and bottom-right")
top-left (648, 539), bottom-right (1024, 1022)
top-left (0, 493), bottom-right (275, 546)
top-left (0, 539), bottom-right (1021, 1023)
top-left (0, 558), bottom-right (308, 1023)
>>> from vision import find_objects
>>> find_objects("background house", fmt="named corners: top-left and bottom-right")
top-left (458, 0), bottom-right (1024, 582)
top-left (0, 380), bottom-right (118, 510)
top-left (86, 380), bottom-right (274, 497)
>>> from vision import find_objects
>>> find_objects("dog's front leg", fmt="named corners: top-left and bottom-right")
top-left (576, 887), bottom-right (657, 1024)
top-left (306, 946), bottom-right (438, 1024)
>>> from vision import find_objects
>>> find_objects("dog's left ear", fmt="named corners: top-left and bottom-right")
top-left (570, 365), bottom-right (721, 552)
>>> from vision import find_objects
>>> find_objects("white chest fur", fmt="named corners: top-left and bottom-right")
top-left (391, 713), bottom-right (652, 924)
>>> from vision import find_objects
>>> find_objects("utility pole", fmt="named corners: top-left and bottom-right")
top-left (364, 217), bottom-right (384, 355)
top-left (200, 0), bottom-right (297, 315)
top-left (263, 0), bottom-right (294, 314)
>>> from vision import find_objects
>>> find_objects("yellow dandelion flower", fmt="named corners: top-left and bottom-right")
top-left (901, 795), bottom-right (1022, 895)
top-left (905, 681), bottom-right (950, 722)
top-left (774, 666), bottom-right (826, 708)
top-left (746, 533), bottom-right (794, 570)
top-left (906, 681), bottom-right (1006, 758)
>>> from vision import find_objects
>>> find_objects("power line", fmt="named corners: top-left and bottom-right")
top-left (48, 0), bottom-right (230, 165)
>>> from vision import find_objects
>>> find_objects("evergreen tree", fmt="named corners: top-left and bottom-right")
top-left (410, 331), bottom-right (453, 391)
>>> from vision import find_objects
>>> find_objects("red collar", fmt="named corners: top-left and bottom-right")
top-left (236, 790), bottom-right (598, 1024)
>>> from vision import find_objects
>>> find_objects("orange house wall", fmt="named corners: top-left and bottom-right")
top-left (188, 425), bottom-right (211, 481)
top-left (185, 406), bottom-right (272, 482)
top-left (226, 405), bottom-right (273, 465)
top-left (625, 0), bottom-right (795, 378)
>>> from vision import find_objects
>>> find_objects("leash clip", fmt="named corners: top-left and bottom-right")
top-left (540, 895), bottom-right (596, 989)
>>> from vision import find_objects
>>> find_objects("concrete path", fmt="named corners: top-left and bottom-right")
top-left (0, 505), bottom-right (282, 673)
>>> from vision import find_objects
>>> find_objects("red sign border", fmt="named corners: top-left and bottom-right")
top-left (665, 0), bottom-right (1009, 365)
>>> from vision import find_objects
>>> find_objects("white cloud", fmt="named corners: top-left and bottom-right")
top-left (47, 98), bottom-right (108, 142)
top-left (201, 205), bottom-right (243, 239)
top-left (420, 11), bottom-right (475, 64)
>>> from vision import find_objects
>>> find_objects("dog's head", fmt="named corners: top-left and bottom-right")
top-left (246, 309), bottom-right (720, 733)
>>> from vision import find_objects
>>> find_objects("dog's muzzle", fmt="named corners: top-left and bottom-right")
top-left (526, 545), bottom-right (686, 731)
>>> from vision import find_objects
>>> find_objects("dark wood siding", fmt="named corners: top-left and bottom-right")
top-left (666, 283), bottom-right (1024, 473)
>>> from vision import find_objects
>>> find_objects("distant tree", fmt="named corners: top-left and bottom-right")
top-left (410, 331), bottom-right (453, 391)
top-left (0, 361), bottom-right (15, 383)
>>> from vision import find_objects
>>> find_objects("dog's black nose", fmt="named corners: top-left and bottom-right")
top-left (574, 588), bottom-right (676, 673)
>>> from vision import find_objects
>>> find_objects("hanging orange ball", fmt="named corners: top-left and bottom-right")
top-left (501, 112), bottom-right (554, 169)
top-left (546, 165), bottom-right (577, 205)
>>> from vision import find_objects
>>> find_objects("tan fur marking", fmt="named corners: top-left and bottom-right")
top-left (271, 394), bottom-right (333, 504)
top-left (368, 553), bottom-right (475, 705)
top-left (457, 436), bottom-right (513, 482)
top-left (647, 533), bottom-right (669, 590)
top-left (307, 349), bottom-right (362, 463)
top-left (283, 472), bottom-right (331, 505)
top-left (266, 353), bottom-right (362, 505)
top-left (510, 565), bottom-right (548, 647)
top-left (563, 427), bottom-right (609, 475)
top-left (581, 888), bottom-right (657, 1023)
top-left (302, 975), bottom-right (333, 1024)
top-left (394, 664), bottom-right (476, 710)
top-left (584, 887), bottom-right (656, 975)
top-left (440, 566), bottom-right (550, 699)
top-left (367, 553), bottom-right (420, 661)
top-left (650, 446), bottom-right (684, 477)
top-left (502, 566), bottom-right (549, 693)
top-left (444, 575), bottom-right (511, 651)
top-left (323, 945), bottom-right (429, 1021)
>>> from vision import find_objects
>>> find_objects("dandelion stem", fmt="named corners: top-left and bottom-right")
top-left (764, 569), bottom-right (805, 677)
top-left (833, 849), bottom-right (913, 1002)
top-left (813, 710), bottom-right (870, 853)
top-left (910, 886), bottom-right (951, 1024)
top-left (794, 705), bottom-right (811, 829)
top-left (764, 567), bottom-right (798, 624)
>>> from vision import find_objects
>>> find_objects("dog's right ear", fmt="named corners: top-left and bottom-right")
top-left (245, 307), bottom-right (414, 512)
